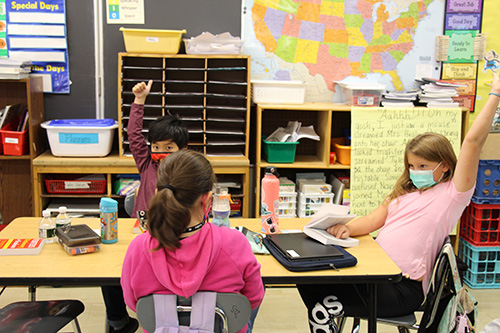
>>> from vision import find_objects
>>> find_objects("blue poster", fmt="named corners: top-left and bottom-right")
top-left (5, 0), bottom-right (69, 93)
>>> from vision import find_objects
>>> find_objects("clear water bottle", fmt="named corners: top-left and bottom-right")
top-left (55, 206), bottom-right (71, 232)
top-left (39, 210), bottom-right (56, 243)
top-left (211, 186), bottom-right (231, 228)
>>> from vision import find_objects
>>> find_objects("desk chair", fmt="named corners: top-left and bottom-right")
top-left (338, 238), bottom-right (457, 333)
top-left (136, 292), bottom-right (251, 333)
top-left (0, 299), bottom-right (84, 333)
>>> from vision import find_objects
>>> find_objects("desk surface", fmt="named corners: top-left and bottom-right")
top-left (0, 218), bottom-right (401, 286)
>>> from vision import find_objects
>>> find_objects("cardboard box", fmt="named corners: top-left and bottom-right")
top-left (480, 133), bottom-right (500, 160)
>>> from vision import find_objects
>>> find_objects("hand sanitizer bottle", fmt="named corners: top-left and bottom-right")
top-left (55, 206), bottom-right (71, 232)
top-left (39, 210), bottom-right (56, 243)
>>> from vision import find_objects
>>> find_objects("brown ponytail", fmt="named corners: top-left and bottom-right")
top-left (148, 150), bottom-right (216, 250)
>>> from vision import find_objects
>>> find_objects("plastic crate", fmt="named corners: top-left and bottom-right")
top-left (458, 239), bottom-right (500, 289)
top-left (0, 120), bottom-right (28, 156)
top-left (298, 192), bottom-right (334, 204)
top-left (251, 80), bottom-right (306, 104)
top-left (472, 160), bottom-right (500, 204)
top-left (262, 138), bottom-right (299, 163)
top-left (331, 137), bottom-right (351, 165)
top-left (460, 202), bottom-right (500, 247)
top-left (45, 174), bottom-right (106, 194)
top-left (119, 28), bottom-right (186, 54)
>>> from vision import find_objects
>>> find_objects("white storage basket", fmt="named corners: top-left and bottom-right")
top-left (251, 80), bottom-right (306, 104)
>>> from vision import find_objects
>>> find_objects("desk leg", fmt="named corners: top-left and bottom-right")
top-left (28, 285), bottom-right (36, 301)
top-left (367, 283), bottom-right (377, 333)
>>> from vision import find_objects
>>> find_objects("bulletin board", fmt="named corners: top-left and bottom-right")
top-left (350, 107), bottom-right (462, 217)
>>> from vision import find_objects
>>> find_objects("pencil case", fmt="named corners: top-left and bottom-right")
top-left (263, 237), bottom-right (357, 272)
top-left (59, 240), bottom-right (102, 256)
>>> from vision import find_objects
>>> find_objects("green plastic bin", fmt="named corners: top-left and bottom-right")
top-left (262, 138), bottom-right (299, 163)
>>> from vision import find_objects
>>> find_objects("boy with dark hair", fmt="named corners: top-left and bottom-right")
top-left (102, 80), bottom-right (188, 333)
top-left (127, 79), bottom-right (189, 218)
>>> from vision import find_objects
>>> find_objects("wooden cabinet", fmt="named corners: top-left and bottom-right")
top-left (32, 151), bottom-right (250, 218)
top-left (0, 77), bottom-right (45, 224)
top-left (254, 103), bottom-right (470, 217)
top-left (118, 53), bottom-right (251, 159)
top-left (254, 102), bottom-right (351, 216)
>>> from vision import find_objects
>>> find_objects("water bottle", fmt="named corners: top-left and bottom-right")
top-left (261, 166), bottom-right (280, 234)
top-left (212, 186), bottom-right (231, 228)
top-left (100, 197), bottom-right (118, 244)
top-left (39, 210), bottom-right (56, 243)
top-left (55, 206), bottom-right (71, 232)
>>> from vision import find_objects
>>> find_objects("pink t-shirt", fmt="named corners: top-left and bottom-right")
top-left (376, 180), bottom-right (474, 292)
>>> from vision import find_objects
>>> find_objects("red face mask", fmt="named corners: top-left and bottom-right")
top-left (151, 152), bottom-right (171, 164)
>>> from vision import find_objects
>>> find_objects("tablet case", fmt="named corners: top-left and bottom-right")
top-left (265, 233), bottom-right (344, 261)
top-left (56, 224), bottom-right (101, 246)
top-left (263, 235), bottom-right (357, 272)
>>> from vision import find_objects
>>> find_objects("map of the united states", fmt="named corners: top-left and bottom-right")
top-left (247, 0), bottom-right (440, 97)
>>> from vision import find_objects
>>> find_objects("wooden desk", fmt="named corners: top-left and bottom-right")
top-left (0, 217), bottom-right (401, 332)
top-left (32, 151), bottom-right (250, 217)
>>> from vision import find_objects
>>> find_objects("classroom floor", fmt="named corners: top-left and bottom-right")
top-left (0, 285), bottom-right (498, 332)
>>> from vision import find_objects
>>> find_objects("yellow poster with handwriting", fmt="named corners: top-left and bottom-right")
top-left (350, 108), bottom-right (462, 218)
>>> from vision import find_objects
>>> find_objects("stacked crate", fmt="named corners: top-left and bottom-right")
top-left (458, 160), bottom-right (500, 288)
top-left (296, 179), bottom-right (334, 218)
top-left (278, 177), bottom-right (297, 218)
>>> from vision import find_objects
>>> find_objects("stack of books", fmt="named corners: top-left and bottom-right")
top-left (415, 77), bottom-right (465, 108)
top-left (381, 90), bottom-right (419, 107)
top-left (0, 58), bottom-right (32, 79)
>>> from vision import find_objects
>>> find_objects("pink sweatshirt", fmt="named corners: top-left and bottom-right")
top-left (121, 223), bottom-right (265, 332)
top-left (376, 180), bottom-right (474, 292)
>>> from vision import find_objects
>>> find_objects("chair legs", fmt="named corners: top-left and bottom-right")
top-left (72, 317), bottom-right (83, 333)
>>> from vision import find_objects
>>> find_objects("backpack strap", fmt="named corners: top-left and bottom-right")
top-left (152, 294), bottom-right (181, 333)
top-left (189, 292), bottom-right (217, 333)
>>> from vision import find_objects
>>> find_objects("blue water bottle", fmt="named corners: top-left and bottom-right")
top-left (100, 197), bottom-right (118, 244)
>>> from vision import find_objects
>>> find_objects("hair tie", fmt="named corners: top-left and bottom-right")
top-left (158, 184), bottom-right (176, 195)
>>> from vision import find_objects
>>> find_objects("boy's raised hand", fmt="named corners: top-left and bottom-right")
top-left (133, 80), bottom-right (153, 105)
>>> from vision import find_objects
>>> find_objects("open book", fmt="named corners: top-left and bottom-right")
top-left (303, 203), bottom-right (359, 247)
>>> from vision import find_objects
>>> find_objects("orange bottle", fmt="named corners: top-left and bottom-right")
top-left (261, 166), bottom-right (280, 234)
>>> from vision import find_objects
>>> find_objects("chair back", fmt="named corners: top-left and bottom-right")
top-left (0, 299), bottom-right (84, 333)
top-left (137, 292), bottom-right (251, 333)
top-left (418, 237), bottom-right (458, 332)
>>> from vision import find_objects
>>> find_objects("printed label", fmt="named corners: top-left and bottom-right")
top-left (58, 133), bottom-right (99, 144)
top-left (445, 13), bottom-right (480, 30)
top-left (5, 137), bottom-right (18, 144)
top-left (146, 37), bottom-right (159, 43)
top-left (446, 0), bottom-right (482, 13)
top-left (64, 181), bottom-right (90, 189)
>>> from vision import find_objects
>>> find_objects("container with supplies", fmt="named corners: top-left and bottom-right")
top-left (331, 137), bottom-right (351, 165)
top-left (41, 119), bottom-right (118, 157)
top-left (120, 28), bottom-right (186, 54)
top-left (335, 81), bottom-right (385, 106)
top-left (56, 224), bottom-right (101, 256)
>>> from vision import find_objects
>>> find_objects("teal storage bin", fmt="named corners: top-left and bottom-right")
top-left (262, 138), bottom-right (299, 163)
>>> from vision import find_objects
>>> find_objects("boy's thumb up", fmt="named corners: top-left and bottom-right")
top-left (147, 79), bottom-right (153, 91)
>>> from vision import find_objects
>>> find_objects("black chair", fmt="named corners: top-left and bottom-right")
top-left (136, 292), bottom-right (251, 333)
top-left (0, 299), bottom-right (84, 333)
top-left (338, 237), bottom-right (458, 332)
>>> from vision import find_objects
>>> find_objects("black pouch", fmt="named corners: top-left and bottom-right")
top-left (263, 237), bottom-right (357, 272)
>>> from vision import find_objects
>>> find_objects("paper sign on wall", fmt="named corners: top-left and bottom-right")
top-left (350, 107), bottom-right (462, 217)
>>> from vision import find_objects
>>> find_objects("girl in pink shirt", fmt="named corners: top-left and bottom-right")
top-left (121, 150), bottom-right (264, 333)
top-left (298, 72), bottom-right (500, 332)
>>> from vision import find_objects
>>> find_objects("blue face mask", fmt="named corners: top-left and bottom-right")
top-left (409, 162), bottom-right (442, 189)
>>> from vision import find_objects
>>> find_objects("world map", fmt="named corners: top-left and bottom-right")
top-left (242, 0), bottom-right (445, 102)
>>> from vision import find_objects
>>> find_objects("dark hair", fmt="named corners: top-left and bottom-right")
top-left (148, 150), bottom-right (216, 250)
top-left (148, 114), bottom-right (189, 149)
